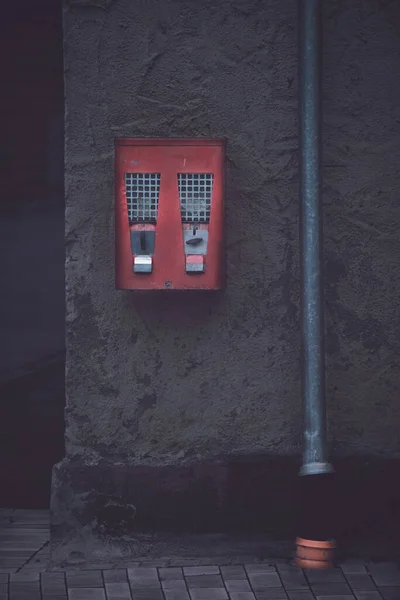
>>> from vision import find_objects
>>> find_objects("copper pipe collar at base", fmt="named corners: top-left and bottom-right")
top-left (295, 537), bottom-right (336, 570)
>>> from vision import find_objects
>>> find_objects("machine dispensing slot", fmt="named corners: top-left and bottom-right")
top-left (186, 237), bottom-right (203, 246)
top-left (134, 255), bottom-right (153, 274)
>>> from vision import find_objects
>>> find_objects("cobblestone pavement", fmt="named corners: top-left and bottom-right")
top-left (1, 510), bottom-right (400, 600)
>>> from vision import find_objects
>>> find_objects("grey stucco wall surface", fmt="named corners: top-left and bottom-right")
top-left (64, 0), bottom-right (400, 466)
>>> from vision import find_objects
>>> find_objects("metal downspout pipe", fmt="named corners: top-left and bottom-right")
top-left (298, 0), bottom-right (333, 478)
top-left (295, 0), bottom-right (337, 568)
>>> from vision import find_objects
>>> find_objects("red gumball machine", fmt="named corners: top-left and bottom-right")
top-left (115, 138), bottom-right (226, 290)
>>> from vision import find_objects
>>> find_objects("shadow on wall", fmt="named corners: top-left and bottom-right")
top-left (0, 0), bottom-right (64, 507)
top-left (0, 0), bottom-right (64, 379)
top-left (0, 360), bottom-right (65, 509)
top-left (0, 212), bottom-right (65, 382)
top-left (124, 290), bottom-right (226, 326)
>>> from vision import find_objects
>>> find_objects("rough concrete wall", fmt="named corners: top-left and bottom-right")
top-left (323, 0), bottom-right (400, 456)
top-left (64, 0), bottom-right (400, 465)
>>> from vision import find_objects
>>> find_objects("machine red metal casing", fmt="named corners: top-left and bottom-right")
top-left (115, 138), bottom-right (226, 290)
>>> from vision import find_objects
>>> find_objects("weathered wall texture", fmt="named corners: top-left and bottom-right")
top-left (64, 0), bottom-right (302, 465)
top-left (54, 0), bottom-right (400, 562)
top-left (64, 0), bottom-right (400, 462)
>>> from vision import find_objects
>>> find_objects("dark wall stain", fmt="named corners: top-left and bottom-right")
top-left (138, 393), bottom-right (157, 416)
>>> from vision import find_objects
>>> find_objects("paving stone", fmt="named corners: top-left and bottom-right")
top-left (10, 594), bottom-right (41, 600)
top-left (229, 593), bottom-right (257, 600)
top-left (314, 596), bottom-right (354, 600)
top-left (367, 562), bottom-right (399, 575)
top-left (162, 580), bottom-right (188, 591)
top-left (354, 593), bottom-right (383, 600)
top-left (346, 575), bottom-right (377, 591)
top-left (378, 588), bottom-right (400, 600)
top-left (225, 579), bottom-right (252, 592)
top-left (10, 571), bottom-right (40, 581)
top-left (0, 595), bottom-right (7, 600)
top-left (311, 582), bottom-right (352, 595)
top-left (186, 575), bottom-right (224, 589)
top-left (245, 566), bottom-right (277, 574)
top-left (220, 566), bottom-right (247, 580)
top-left (128, 569), bottom-right (158, 580)
top-left (184, 567), bottom-right (220, 576)
top-left (105, 581), bottom-right (132, 599)
top-left (131, 563), bottom-right (168, 570)
top-left (68, 589), bottom-right (106, 600)
top-left (129, 580), bottom-right (161, 590)
top-left (103, 570), bottom-right (128, 583)
top-left (128, 568), bottom-right (160, 588)
top-left (21, 566), bottom-right (48, 574)
top-left (341, 563), bottom-right (368, 575)
top-left (287, 592), bottom-right (314, 600)
top-left (41, 572), bottom-right (67, 595)
top-left (42, 596), bottom-right (67, 600)
top-left (305, 568), bottom-right (346, 584)
top-left (0, 575), bottom-right (7, 583)
top-left (10, 581), bottom-right (40, 592)
top-left (253, 590), bottom-right (288, 599)
top-left (189, 588), bottom-right (228, 600)
top-left (159, 568), bottom-right (184, 581)
top-left (276, 565), bottom-right (308, 590)
top-left (248, 572), bottom-right (282, 590)
top-left (368, 564), bottom-right (400, 587)
top-left (66, 570), bottom-right (103, 587)
top-left (163, 592), bottom-right (191, 600)
top-left (368, 564), bottom-right (399, 573)
top-left (274, 565), bottom-right (297, 573)
top-left (0, 584), bottom-right (7, 593)
top-left (129, 589), bottom-right (164, 600)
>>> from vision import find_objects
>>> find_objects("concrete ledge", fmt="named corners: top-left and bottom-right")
top-left (50, 456), bottom-right (400, 565)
